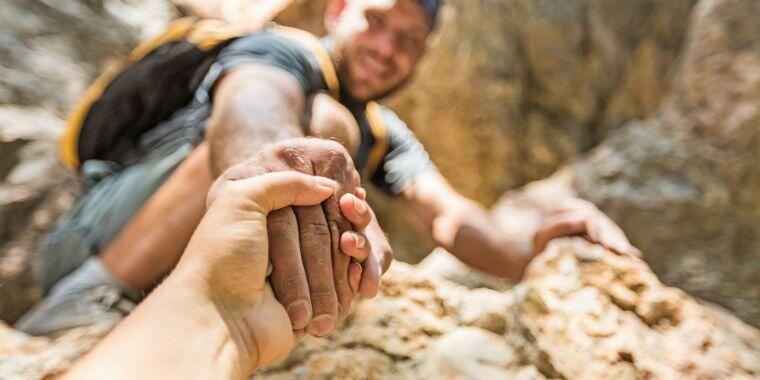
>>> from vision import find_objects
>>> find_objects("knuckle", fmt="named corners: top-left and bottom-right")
top-left (272, 276), bottom-right (307, 296)
top-left (267, 212), bottom-right (295, 233)
top-left (300, 222), bottom-right (331, 238)
top-left (276, 146), bottom-right (310, 169)
top-left (309, 289), bottom-right (338, 309)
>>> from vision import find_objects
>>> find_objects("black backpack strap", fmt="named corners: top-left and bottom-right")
top-left (364, 101), bottom-right (389, 178)
top-left (60, 18), bottom-right (248, 171)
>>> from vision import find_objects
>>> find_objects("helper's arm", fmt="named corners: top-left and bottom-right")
top-left (400, 171), bottom-right (531, 282)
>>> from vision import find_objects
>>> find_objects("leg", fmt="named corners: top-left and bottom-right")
top-left (17, 143), bottom-right (210, 335)
top-left (35, 144), bottom-right (196, 293)
top-left (100, 143), bottom-right (212, 290)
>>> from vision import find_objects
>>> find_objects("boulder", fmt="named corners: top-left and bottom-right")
top-left (492, 0), bottom-right (760, 326)
top-left (385, 0), bottom-right (697, 204)
top-left (1, 239), bottom-right (757, 379)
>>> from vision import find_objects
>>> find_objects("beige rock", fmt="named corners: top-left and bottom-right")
top-left (492, 0), bottom-right (760, 325)
top-left (2, 239), bottom-right (757, 379)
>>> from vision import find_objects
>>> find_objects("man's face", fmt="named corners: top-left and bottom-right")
top-left (327, 0), bottom-right (431, 101)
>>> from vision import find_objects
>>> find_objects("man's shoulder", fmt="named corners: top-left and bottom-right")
top-left (226, 27), bottom-right (315, 55)
top-left (371, 104), bottom-right (411, 137)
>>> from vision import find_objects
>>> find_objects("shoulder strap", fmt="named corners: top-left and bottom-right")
top-left (60, 17), bottom-right (247, 171)
top-left (270, 25), bottom-right (341, 100)
top-left (364, 101), bottom-right (389, 178)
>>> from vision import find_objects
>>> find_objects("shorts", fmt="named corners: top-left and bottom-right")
top-left (35, 143), bottom-right (194, 293)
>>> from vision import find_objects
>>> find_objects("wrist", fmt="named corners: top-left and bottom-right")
top-left (167, 266), bottom-right (261, 376)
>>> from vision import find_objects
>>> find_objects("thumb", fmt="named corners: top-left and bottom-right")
top-left (222, 171), bottom-right (337, 214)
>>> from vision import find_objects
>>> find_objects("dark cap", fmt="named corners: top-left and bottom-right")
top-left (414, 0), bottom-right (442, 29)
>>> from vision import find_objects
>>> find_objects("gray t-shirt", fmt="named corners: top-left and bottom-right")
top-left (143, 28), bottom-right (436, 196)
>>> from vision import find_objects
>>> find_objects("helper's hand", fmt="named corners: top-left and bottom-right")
top-left (208, 137), bottom-right (384, 337)
top-left (532, 198), bottom-right (643, 259)
top-left (67, 172), bottom-right (340, 379)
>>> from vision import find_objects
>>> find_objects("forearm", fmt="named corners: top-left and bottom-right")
top-left (65, 271), bottom-right (253, 379)
top-left (403, 172), bottom-right (530, 282)
top-left (206, 65), bottom-right (306, 176)
top-left (433, 201), bottom-right (530, 282)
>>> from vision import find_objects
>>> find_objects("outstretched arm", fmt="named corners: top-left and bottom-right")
top-left (207, 62), bottom-right (388, 336)
top-left (401, 171), bottom-right (641, 282)
top-left (401, 171), bottom-right (531, 281)
top-left (207, 63), bottom-right (306, 174)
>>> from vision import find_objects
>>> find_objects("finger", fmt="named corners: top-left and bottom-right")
top-left (532, 212), bottom-right (587, 256)
top-left (205, 157), bottom-right (271, 208)
top-left (340, 231), bottom-right (370, 262)
top-left (358, 252), bottom-right (382, 298)
top-left (229, 172), bottom-right (337, 213)
top-left (292, 204), bottom-right (339, 337)
top-left (355, 187), bottom-right (367, 200)
top-left (329, 220), bottom-right (353, 323)
top-left (310, 141), bottom-right (361, 323)
top-left (267, 208), bottom-right (312, 330)
top-left (339, 193), bottom-right (372, 230)
top-left (349, 262), bottom-right (362, 296)
top-left (584, 213), bottom-right (635, 256)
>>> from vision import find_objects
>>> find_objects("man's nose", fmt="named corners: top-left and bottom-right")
top-left (374, 31), bottom-right (395, 60)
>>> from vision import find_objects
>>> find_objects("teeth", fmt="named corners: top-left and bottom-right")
top-left (364, 54), bottom-right (386, 76)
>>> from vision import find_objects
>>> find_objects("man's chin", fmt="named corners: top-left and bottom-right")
top-left (351, 84), bottom-right (402, 102)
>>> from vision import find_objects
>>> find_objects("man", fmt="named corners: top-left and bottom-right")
top-left (17, 0), bottom-right (640, 337)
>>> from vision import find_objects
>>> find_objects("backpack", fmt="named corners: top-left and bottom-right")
top-left (60, 17), bottom-right (388, 175)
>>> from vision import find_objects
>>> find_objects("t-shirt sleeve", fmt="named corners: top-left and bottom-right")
top-left (370, 106), bottom-right (438, 196)
top-left (194, 30), bottom-right (327, 103)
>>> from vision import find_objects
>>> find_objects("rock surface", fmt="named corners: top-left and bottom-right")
top-left (1, 239), bottom-right (757, 379)
top-left (0, 0), bottom-right (759, 378)
top-left (385, 0), bottom-right (697, 204)
top-left (492, 0), bottom-right (760, 326)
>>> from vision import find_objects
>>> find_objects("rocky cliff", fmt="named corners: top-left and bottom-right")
top-left (0, 0), bottom-right (758, 378)
top-left (1, 239), bottom-right (757, 379)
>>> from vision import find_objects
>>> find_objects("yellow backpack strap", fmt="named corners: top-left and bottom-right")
top-left (60, 17), bottom-right (247, 171)
top-left (271, 25), bottom-right (340, 100)
top-left (186, 19), bottom-right (248, 51)
top-left (60, 17), bottom-right (199, 170)
top-left (364, 101), bottom-right (389, 177)
top-left (59, 61), bottom-right (124, 170)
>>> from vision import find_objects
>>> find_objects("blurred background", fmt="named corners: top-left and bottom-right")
top-left (0, 0), bottom-right (758, 377)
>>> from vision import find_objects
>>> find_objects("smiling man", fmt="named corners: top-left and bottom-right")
top-left (18, 0), bottom-right (641, 339)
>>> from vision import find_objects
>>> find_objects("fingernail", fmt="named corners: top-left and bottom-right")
top-left (316, 176), bottom-right (336, 191)
top-left (354, 198), bottom-right (367, 214)
top-left (308, 315), bottom-right (335, 337)
top-left (356, 187), bottom-right (367, 200)
top-left (287, 301), bottom-right (311, 329)
top-left (353, 232), bottom-right (365, 248)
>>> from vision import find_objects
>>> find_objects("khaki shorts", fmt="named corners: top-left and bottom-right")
top-left (35, 144), bottom-right (193, 293)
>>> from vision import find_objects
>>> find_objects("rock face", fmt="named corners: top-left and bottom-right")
top-left (1, 239), bottom-right (757, 379)
top-left (385, 0), bottom-right (697, 204)
top-left (493, 0), bottom-right (760, 326)
top-left (0, 0), bottom-right (181, 323)
top-left (1, 0), bottom-right (759, 378)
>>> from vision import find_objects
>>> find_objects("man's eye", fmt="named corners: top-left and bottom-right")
top-left (399, 35), bottom-right (421, 53)
top-left (367, 13), bottom-right (383, 29)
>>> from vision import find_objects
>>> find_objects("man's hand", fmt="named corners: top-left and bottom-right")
top-left (532, 198), bottom-right (643, 259)
top-left (208, 137), bottom-right (389, 337)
